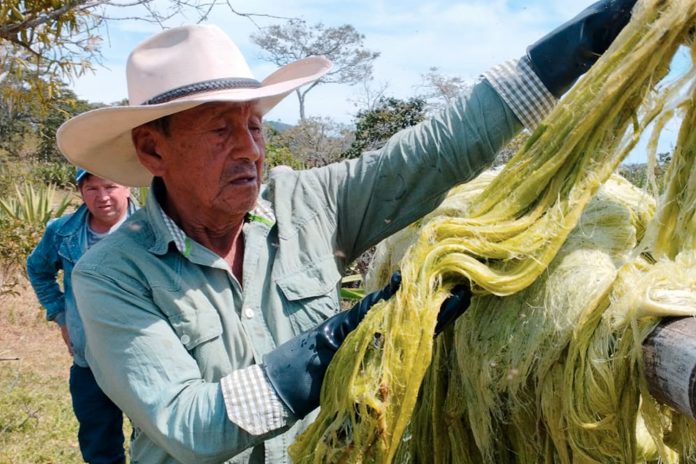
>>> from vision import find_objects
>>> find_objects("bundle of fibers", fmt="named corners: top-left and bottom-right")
top-left (289, 1), bottom-right (696, 462)
top-left (387, 172), bottom-right (656, 464)
top-left (397, 55), bottom-right (696, 464)
top-left (411, 0), bottom-right (694, 297)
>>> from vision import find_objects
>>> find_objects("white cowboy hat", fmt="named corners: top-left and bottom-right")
top-left (57, 24), bottom-right (331, 187)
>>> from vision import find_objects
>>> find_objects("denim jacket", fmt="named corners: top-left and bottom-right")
top-left (26, 199), bottom-right (138, 367)
top-left (71, 59), bottom-right (555, 463)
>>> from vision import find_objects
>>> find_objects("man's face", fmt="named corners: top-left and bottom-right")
top-left (79, 175), bottom-right (131, 227)
top-left (140, 101), bottom-right (265, 221)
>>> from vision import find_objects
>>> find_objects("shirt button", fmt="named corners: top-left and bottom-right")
top-left (180, 334), bottom-right (190, 345)
top-left (243, 307), bottom-right (255, 319)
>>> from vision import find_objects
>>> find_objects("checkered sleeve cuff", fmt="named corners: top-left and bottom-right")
top-left (483, 56), bottom-right (557, 130)
top-left (220, 364), bottom-right (289, 435)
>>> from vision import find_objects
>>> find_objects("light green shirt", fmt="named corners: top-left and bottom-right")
top-left (72, 57), bottom-right (555, 464)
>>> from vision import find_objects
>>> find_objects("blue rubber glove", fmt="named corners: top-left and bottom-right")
top-left (527, 0), bottom-right (637, 98)
top-left (262, 272), bottom-right (471, 418)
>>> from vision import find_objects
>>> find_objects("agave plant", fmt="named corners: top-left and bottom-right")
top-left (0, 183), bottom-right (73, 226)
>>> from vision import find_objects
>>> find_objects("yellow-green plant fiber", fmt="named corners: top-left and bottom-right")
top-left (411, 0), bottom-right (695, 296)
top-left (290, 0), bottom-right (696, 462)
top-left (399, 58), bottom-right (696, 464)
top-left (401, 174), bottom-right (656, 463)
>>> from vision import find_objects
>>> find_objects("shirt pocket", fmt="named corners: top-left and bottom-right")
top-left (275, 255), bottom-right (342, 334)
top-left (156, 290), bottom-right (231, 379)
top-left (154, 288), bottom-right (224, 351)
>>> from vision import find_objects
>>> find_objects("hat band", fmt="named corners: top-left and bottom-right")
top-left (143, 77), bottom-right (262, 105)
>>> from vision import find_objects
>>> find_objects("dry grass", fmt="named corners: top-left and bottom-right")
top-left (1, 272), bottom-right (88, 463)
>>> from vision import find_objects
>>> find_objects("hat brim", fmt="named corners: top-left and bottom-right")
top-left (58, 56), bottom-right (331, 187)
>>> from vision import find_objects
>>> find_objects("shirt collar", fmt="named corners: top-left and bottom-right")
top-left (151, 182), bottom-right (276, 257)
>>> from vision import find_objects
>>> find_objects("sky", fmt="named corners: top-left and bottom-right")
top-left (70, 0), bottom-right (691, 164)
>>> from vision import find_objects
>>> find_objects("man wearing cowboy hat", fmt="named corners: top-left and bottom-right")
top-left (59, 1), bottom-right (636, 462)
top-left (26, 168), bottom-right (137, 464)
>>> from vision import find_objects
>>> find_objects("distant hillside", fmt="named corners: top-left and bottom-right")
top-left (266, 120), bottom-right (294, 133)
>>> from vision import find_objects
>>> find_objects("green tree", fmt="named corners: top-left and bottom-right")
top-left (0, 1), bottom-right (282, 110)
top-left (251, 19), bottom-right (379, 121)
top-left (343, 96), bottom-right (426, 159)
top-left (264, 125), bottom-right (305, 175)
top-left (0, 76), bottom-right (91, 164)
top-left (269, 117), bottom-right (352, 168)
top-left (0, 76), bottom-right (34, 159)
top-left (36, 85), bottom-right (93, 162)
top-left (619, 151), bottom-right (672, 194)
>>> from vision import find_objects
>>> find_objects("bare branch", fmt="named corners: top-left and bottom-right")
top-left (2, 1), bottom-right (89, 39)
top-left (251, 19), bottom-right (379, 120)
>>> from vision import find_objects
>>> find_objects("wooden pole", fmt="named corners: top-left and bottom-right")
top-left (643, 316), bottom-right (696, 420)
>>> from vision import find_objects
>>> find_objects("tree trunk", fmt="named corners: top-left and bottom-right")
top-left (296, 89), bottom-right (306, 122)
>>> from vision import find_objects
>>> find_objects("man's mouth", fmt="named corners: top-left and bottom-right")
top-left (229, 174), bottom-right (257, 185)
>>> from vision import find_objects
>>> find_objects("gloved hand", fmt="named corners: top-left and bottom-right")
top-left (262, 272), bottom-right (472, 418)
top-left (527, 0), bottom-right (638, 98)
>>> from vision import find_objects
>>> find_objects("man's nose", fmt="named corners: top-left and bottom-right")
top-left (229, 127), bottom-right (263, 161)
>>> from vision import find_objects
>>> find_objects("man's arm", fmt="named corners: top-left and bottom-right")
top-left (73, 261), bottom-right (288, 464)
top-left (312, 0), bottom-right (638, 263)
top-left (26, 220), bottom-right (67, 325)
top-left (305, 58), bottom-right (551, 263)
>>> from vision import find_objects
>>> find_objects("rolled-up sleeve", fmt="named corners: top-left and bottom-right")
top-left (220, 365), bottom-right (289, 435)
top-left (483, 56), bottom-right (557, 130)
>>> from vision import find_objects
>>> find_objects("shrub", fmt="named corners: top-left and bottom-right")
top-left (0, 218), bottom-right (45, 271)
top-left (0, 183), bottom-right (75, 271)
top-left (0, 161), bottom-right (33, 198)
top-left (0, 183), bottom-right (73, 225)
top-left (32, 162), bottom-right (76, 189)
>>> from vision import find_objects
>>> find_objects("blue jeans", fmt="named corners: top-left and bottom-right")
top-left (69, 364), bottom-right (126, 464)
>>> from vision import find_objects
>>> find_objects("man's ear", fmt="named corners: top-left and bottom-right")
top-left (132, 125), bottom-right (165, 177)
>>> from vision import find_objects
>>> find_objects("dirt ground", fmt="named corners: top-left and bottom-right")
top-left (0, 272), bottom-right (72, 381)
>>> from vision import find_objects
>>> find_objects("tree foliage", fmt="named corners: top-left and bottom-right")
top-left (36, 85), bottom-right (93, 162)
top-left (0, 77), bottom-right (34, 159)
top-left (0, 77), bottom-right (92, 162)
top-left (0, 1), bottom-right (283, 111)
top-left (251, 19), bottom-right (379, 121)
top-left (343, 96), bottom-right (426, 159)
top-left (0, 0), bottom-right (97, 107)
top-left (268, 117), bottom-right (352, 168)
top-left (619, 152), bottom-right (672, 194)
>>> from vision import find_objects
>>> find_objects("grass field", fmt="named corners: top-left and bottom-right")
top-left (0, 272), bottom-right (130, 463)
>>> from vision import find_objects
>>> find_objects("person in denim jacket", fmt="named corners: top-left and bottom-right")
top-left (26, 169), bottom-right (137, 464)
top-left (56, 2), bottom-right (637, 462)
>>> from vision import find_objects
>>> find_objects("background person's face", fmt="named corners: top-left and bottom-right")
top-left (79, 175), bottom-right (131, 227)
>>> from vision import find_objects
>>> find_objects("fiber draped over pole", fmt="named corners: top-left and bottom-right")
top-left (290, 0), bottom-right (696, 462)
